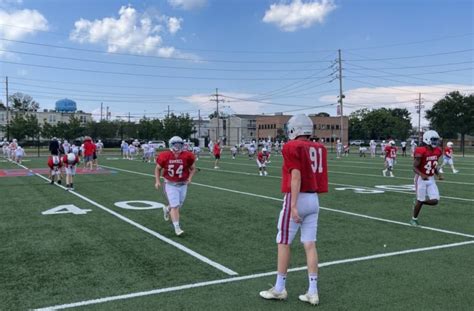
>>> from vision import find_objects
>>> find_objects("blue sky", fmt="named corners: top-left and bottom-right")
top-left (0, 0), bottom-right (472, 125)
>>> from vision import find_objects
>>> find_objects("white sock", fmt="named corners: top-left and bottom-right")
top-left (308, 273), bottom-right (318, 295)
top-left (275, 273), bottom-right (287, 293)
top-left (173, 221), bottom-right (180, 229)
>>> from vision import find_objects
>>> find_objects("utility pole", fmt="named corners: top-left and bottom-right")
top-left (198, 109), bottom-right (201, 142)
top-left (167, 105), bottom-right (170, 118)
top-left (106, 106), bottom-right (109, 121)
top-left (210, 88), bottom-right (223, 142)
top-left (5, 76), bottom-right (9, 140)
top-left (337, 49), bottom-right (345, 145)
top-left (100, 102), bottom-right (103, 121)
top-left (416, 93), bottom-right (424, 144)
top-left (128, 112), bottom-right (131, 123)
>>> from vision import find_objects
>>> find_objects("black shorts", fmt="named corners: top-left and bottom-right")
top-left (214, 154), bottom-right (221, 160)
top-left (93, 152), bottom-right (97, 160)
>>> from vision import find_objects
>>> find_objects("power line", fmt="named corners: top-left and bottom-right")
top-left (345, 48), bottom-right (473, 61)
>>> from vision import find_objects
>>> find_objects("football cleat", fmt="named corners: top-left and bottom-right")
top-left (259, 172), bottom-right (263, 176)
top-left (410, 219), bottom-right (419, 226)
top-left (299, 292), bottom-right (320, 305)
top-left (163, 206), bottom-right (170, 221)
top-left (175, 227), bottom-right (184, 236)
top-left (453, 169), bottom-right (459, 174)
top-left (214, 166), bottom-right (219, 169)
top-left (264, 171), bottom-right (268, 176)
top-left (438, 168), bottom-right (444, 174)
top-left (259, 287), bottom-right (288, 301)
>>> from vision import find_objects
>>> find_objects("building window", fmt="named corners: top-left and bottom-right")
top-left (321, 124), bottom-right (326, 130)
top-left (49, 114), bottom-right (56, 123)
top-left (335, 125), bottom-right (339, 130)
top-left (0, 112), bottom-right (4, 122)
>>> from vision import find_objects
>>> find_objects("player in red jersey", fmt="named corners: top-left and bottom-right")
top-left (47, 155), bottom-right (63, 185)
top-left (155, 136), bottom-right (196, 236)
top-left (382, 140), bottom-right (398, 177)
top-left (256, 147), bottom-right (269, 176)
top-left (213, 140), bottom-right (221, 169)
top-left (410, 130), bottom-right (443, 226)
top-left (62, 152), bottom-right (79, 190)
top-left (260, 114), bottom-right (328, 306)
top-left (439, 141), bottom-right (459, 174)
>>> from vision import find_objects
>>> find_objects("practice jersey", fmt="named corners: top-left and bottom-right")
top-left (156, 151), bottom-right (195, 183)
top-left (62, 154), bottom-right (79, 167)
top-left (281, 140), bottom-right (328, 193)
top-left (444, 147), bottom-right (453, 158)
top-left (213, 144), bottom-right (221, 156)
top-left (414, 146), bottom-right (442, 177)
top-left (257, 151), bottom-right (268, 163)
top-left (384, 146), bottom-right (398, 159)
top-left (47, 155), bottom-right (63, 169)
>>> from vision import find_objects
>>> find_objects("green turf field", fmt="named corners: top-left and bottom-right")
top-left (1, 151), bottom-right (473, 310)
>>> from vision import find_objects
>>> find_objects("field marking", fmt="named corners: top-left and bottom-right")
top-left (12, 161), bottom-right (238, 276)
top-left (100, 165), bottom-right (474, 239)
top-left (34, 239), bottom-right (474, 310)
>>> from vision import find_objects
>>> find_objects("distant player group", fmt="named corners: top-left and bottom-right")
top-left (1, 138), bottom-right (26, 163)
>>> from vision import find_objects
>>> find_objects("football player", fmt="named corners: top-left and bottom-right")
top-left (257, 147), bottom-right (269, 176)
top-left (155, 136), bottom-right (196, 236)
top-left (410, 139), bottom-right (417, 157)
top-left (438, 141), bottom-right (459, 174)
top-left (192, 145), bottom-right (201, 160)
top-left (62, 152), bottom-right (79, 190)
top-left (369, 140), bottom-right (376, 158)
top-left (47, 155), bottom-right (63, 184)
top-left (411, 130), bottom-right (443, 226)
top-left (260, 114), bottom-right (328, 306)
top-left (2, 138), bottom-right (9, 158)
top-left (213, 140), bottom-right (221, 169)
top-left (248, 144), bottom-right (256, 160)
top-left (382, 140), bottom-right (397, 177)
top-left (401, 141), bottom-right (407, 157)
top-left (9, 139), bottom-right (18, 161)
top-left (15, 146), bottom-right (26, 164)
top-left (121, 140), bottom-right (129, 159)
top-left (230, 145), bottom-right (238, 160)
top-left (62, 140), bottom-right (71, 154)
top-left (380, 140), bottom-right (386, 157)
top-left (336, 139), bottom-right (342, 158)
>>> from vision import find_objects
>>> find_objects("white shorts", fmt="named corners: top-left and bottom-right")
top-left (257, 160), bottom-right (266, 168)
top-left (65, 165), bottom-right (76, 176)
top-left (385, 158), bottom-right (394, 167)
top-left (51, 168), bottom-right (61, 176)
top-left (414, 175), bottom-right (440, 202)
top-left (163, 181), bottom-right (188, 208)
top-left (443, 157), bottom-right (453, 166)
top-left (276, 193), bottom-right (320, 245)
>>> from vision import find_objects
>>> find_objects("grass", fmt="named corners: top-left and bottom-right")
top-left (0, 150), bottom-right (473, 310)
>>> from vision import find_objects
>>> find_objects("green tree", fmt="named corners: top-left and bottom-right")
top-left (86, 120), bottom-right (119, 140)
top-left (24, 114), bottom-right (41, 140)
top-left (9, 114), bottom-right (28, 140)
top-left (348, 108), bottom-right (412, 140)
top-left (162, 113), bottom-right (193, 141)
top-left (426, 91), bottom-right (474, 154)
top-left (41, 122), bottom-right (57, 139)
top-left (9, 92), bottom-right (40, 112)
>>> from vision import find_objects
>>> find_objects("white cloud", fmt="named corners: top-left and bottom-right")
top-left (168, 0), bottom-right (207, 10)
top-left (179, 92), bottom-right (266, 115)
top-left (70, 5), bottom-right (191, 58)
top-left (0, 8), bottom-right (48, 57)
top-left (167, 16), bottom-right (182, 34)
top-left (319, 84), bottom-right (474, 126)
top-left (263, 0), bottom-right (336, 32)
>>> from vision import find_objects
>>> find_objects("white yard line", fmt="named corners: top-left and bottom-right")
top-left (100, 165), bottom-right (474, 239)
top-left (13, 162), bottom-right (238, 276)
top-left (34, 239), bottom-right (474, 310)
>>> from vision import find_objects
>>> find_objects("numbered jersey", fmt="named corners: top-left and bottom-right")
top-left (257, 151), bottom-right (268, 163)
top-left (281, 140), bottom-right (328, 193)
top-left (156, 150), bottom-right (195, 183)
top-left (384, 145), bottom-right (397, 159)
top-left (444, 147), bottom-right (453, 158)
top-left (414, 146), bottom-right (442, 177)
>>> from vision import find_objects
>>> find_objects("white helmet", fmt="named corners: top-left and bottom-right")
top-left (370, 140), bottom-right (374, 143)
top-left (262, 147), bottom-right (267, 153)
top-left (389, 140), bottom-right (395, 146)
top-left (286, 114), bottom-right (313, 140)
top-left (382, 140), bottom-right (385, 143)
top-left (67, 153), bottom-right (76, 163)
top-left (447, 141), bottom-right (453, 148)
top-left (422, 130), bottom-right (440, 147)
top-left (337, 139), bottom-right (341, 143)
top-left (52, 156), bottom-right (60, 165)
top-left (169, 136), bottom-right (184, 152)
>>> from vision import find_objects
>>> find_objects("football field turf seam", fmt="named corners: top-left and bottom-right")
top-left (12, 161), bottom-right (239, 276)
top-left (99, 164), bottom-right (474, 239)
top-left (33, 239), bottom-right (474, 310)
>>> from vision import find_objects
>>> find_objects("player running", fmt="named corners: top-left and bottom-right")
top-left (260, 114), bottom-right (328, 306)
top-left (410, 130), bottom-right (443, 226)
top-left (213, 140), bottom-right (221, 169)
top-left (382, 140), bottom-right (397, 177)
top-left (256, 147), bottom-right (269, 176)
top-left (438, 141), bottom-right (459, 174)
top-left (336, 139), bottom-right (342, 158)
top-left (230, 145), bottom-right (238, 160)
top-left (155, 136), bottom-right (196, 236)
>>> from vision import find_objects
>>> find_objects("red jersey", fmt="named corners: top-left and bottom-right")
top-left (213, 144), bottom-right (221, 156)
top-left (62, 154), bottom-right (79, 167)
top-left (444, 147), bottom-right (453, 158)
top-left (257, 152), bottom-right (268, 163)
top-left (156, 150), bottom-right (195, 183)
top-left (47, 155), bottom-right (63, 169)
top-left (414, 146), bottom-right (442, 177)
top-left (83, 140), bottom-right (96, 156)
top-left (281, 140), bottom-right (328, 193)
top-left (384, 145), bottom-right (397, 159)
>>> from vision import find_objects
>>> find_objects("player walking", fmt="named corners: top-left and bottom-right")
top-left (369, 140), bottom-right (376, 158)
top-left (260, 114), bottom-right (328, 306)
top-left (213, 140), bottom-right (221, 169)
top-left (256, 147), bottom-right (269, 176)
top-left (155, 136), bottom-right (196, 236)
top-left (382, 140), bottom-right (397, 177)
top-left (438, 141), bottom-right (459, 174)
top-left (410, 130), bottom-right (443, 226)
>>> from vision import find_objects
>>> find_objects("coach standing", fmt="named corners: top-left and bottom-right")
top-left (49, 137), bottom-right (60, 156)
top-left (83, 136), bottom-right (96, 170)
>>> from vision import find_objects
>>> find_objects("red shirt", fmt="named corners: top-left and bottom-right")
top-left (444, 147), bottom-right (453, 158)
top-left (83, 140), bottom-right (96, 156)
top-left (156, 150), bottom-right (195, 183)
top-left (257, 151), bottom-right (268, 163)
top-left (47, 155), bottom-right (63, 169)
top-left (213, 144), bottom-right (221, 156)
top-left (61, 154), bottom-right (79, 167)
top-left (414, 146), bottom-right (442, 177)
top-left (384, 146), bottom-right (397, 159)
top-left (281, 140), bottom-right (328, 193)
